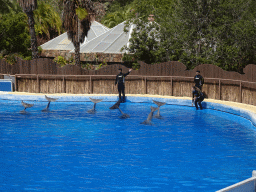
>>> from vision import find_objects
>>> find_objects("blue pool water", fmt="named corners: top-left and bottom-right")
top-left (0, 100), bottom-right (256, 192)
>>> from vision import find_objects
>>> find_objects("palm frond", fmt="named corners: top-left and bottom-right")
top-left (62, 0), bottom-right (95, 43)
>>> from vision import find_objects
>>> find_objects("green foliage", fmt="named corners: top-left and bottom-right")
top-left (84, 63), bottom-right (95, 70)
top-left (53, 55), bottom-right (76, 67)
top-left (75, 7), bottom-right (88, 20)
top-left (34, 1), bottom-right (62, 38)
top-left (132, 62), bottom-right (140, 70)
top-left (0, 0), bottom-right (22, 15)
top-left (2, 54), bottom-right (18, 65)
top-left (122, 19), bottom-right (164, 64)
top-left (37, 46), bottom-right (43, 54)
top-left (123, 0), bottom-right (256, 72)
top-left (96, 62), bottom-right (107, 70)
top-left (0, 12), bottom-right (32, 58)
top-left (53, 56), bottom-right (68, 67)
top-left (165, 0), bottom-right (256, 71)
top-left (101, 3), bottom-right (136, 28)
top-left (99, 59), bottom-right (108, 69)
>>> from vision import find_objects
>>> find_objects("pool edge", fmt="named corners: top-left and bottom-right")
top-left (1, 92), bottom-right (256, 126)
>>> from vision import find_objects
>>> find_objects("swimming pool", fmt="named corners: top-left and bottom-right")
top-left (1, 98), bottom-right (256, 192)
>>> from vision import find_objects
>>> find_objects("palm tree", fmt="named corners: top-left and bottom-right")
top-left (62, 0), bottom-right (94, 67)
top-left (18, 0), bottom-right (39, 59)
top-left (34, 1), bottom-right (63, 43)
top-left (102, 6), bottom-right (135, 28)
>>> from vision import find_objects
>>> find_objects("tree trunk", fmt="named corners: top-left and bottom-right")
top-left (26, 11), bottom-right (39, 59)
top-left (74, 17), bottom-right (81, 68)
top-left (74, 41), bottom-right (81, 67)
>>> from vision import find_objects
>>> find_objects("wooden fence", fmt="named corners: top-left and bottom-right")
top-left (1, 58), bottom-right (256, 105)
top-left (1, 58), bottom-right (256, 82)
top-left (14, 74), bottom-right (256, 106)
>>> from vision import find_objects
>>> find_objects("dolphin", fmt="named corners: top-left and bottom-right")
top-left (21, 101), bottom-right (34, 112)
top-left (109, 100), bottom-right (121, 109)
top-left (87, 97), bottom-right (103, 113)
top-left (140, 106), bottom-right (158, 125)
top-left (118, 107), bottom-right (130, 119)
top-left (109, 100), bottom-right (129, 118)
top-left (42, 95), bottom-right (58, 111)
top-left (153, 100), bottom-right (166, 119)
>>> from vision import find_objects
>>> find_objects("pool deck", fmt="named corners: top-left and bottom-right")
top-left (1, 91), bottom-right (256, 126)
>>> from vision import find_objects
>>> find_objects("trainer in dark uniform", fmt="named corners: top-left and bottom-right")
top-left (115, 68), bottom-right (132, 103)
top-left (192, 86), bottom-right (204, 110)
top-left (194, 70), bottom-right (204, 90)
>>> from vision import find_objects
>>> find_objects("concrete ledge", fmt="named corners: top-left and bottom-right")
top-left (216, 171), bottom-right (256, 192)
top-left (1, 92), bottom-right (256, 126)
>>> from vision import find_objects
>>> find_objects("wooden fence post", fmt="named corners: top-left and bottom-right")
top-left (62, 76), bottom-right (66, 93)
top-left (219, 79), bottom-right (221, 100)
top-left (90, 76), bottom-right (93, 94)
top-left (144, 76), bottom-right (147, 94)
top-left (239, 81), bottom-right (242, 103)
top-left (37, 75), bottom-right (40, 93)
top-left (15, 75), bottom-right (18, 91)
top-left (170, 77), bottom-right (173, 96)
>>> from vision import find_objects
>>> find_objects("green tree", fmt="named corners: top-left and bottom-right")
top-left (34, 1), bottom-right (62, 40)
top-left (0, 12), bottom-right (31, 57)
top-left (18, 0), bottom-right (39, 59)
top-left (125, 0), bottom-right (256, 72)
top-left (0, 0), bottom-right (15, 14)
top-left (102, 7), bottom-right (134, 28)
top-left (162, 0), bottom-right (256, 71)
top-left (62, 0), bottom-right (94, 67)
top-left (122, 19), bottom-right (163, 64)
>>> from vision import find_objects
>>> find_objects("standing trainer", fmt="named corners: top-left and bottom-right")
top-left (115, 68), bottom-right (132, 103)
top-left (194, 70), bottom-right (204, 90)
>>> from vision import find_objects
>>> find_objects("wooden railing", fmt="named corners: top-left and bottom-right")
top-left (14, 74), bottom-right (256, 106)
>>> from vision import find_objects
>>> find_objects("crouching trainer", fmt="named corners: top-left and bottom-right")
top-left (192, 86), bottom-right (204, 110)
top-left (115, 68), bottom-right (132, 103)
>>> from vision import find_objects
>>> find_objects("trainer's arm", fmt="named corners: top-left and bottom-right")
top-left (200, 76), bottom-right (204, 86)
top-left (124, 69), bottom-right (132, 77)
top-left (115, 75), bottom-right (118, 85)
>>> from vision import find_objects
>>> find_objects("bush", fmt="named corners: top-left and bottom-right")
top-left (0, 12), bottom-right (31, 58)
top-left (53, 56), bottom-right (68, 67)
top-left (132, 62), bottom-right (140, 70)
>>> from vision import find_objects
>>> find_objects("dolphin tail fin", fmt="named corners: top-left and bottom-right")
top-left (140, 120), bottom-right (152, 125)
top-left (45, 95), bottom-right (58, 102)
top-left (109, 100), bottom-right (121, 109)
top-left (89, 97), bottom-right (103, 104)
top-left (42, 101), bottom-right (51, 111)
top-left (118, 107), bottom-right (130, 118)
top-left (152, 100), bottom-right (166, 107)
top-left (150, 106), bottom-right (158, 113)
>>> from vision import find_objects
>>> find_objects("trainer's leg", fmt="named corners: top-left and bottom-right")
top-left (198, 98), bottom-right (203, 109)
top-left (118, 84), bottom-right (122, 101)
top-left (122, 85), bottom-right (125, 102)
top-left (195, 98), bottom-right (199, 110)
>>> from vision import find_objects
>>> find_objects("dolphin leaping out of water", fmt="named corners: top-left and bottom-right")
top-left (153, 100), bottom-right (166, 119)
top-left (140, 106), bottom-right (158, 125)
top-left (109, 100), bottom-right (130, 119)
top-left (42, 95), bottom-right (58, 111)
top-left (21, 101), bottom-right (34, 112)
top-left (87, 97), bottom-right (103, 114)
